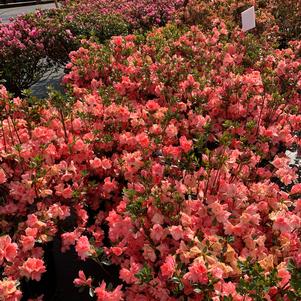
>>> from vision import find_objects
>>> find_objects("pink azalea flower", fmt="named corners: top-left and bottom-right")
top-left (75, 236), bottom-right (92, 261)
top-left (0, 168), bottom-right (7, 184)
top-left (119, 260), bottom-right (140, 284)
top-left (291, 183), bottom-right (301, 195)
top-left (183, 261), bottom-right (208, 284)
top-left (0, 235), bottom-right (18, 264)
top-left (150, 224), bottom-right (165, 243)
top-left (169, 225), bottom-right (184, 241)
top-left (73, 270), bottom-right (92, 287)
top-left (95, 281), bottom-right (123, 301)
top-left (0, 279), bottom-right (22, 301)
top-left (20, 258), bottom-right (46, 281)
top-left (20, 235), bottom-right (35, 252)
top-left (160, 255), bottom-right (175, 278)
top-left (143, 244), bottom-right (156, 262)
top-left (179, 136), bottom-right (193, 153)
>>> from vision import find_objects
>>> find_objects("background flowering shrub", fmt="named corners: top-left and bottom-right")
top-left (0, 0), bottom-right (184, 96)
top-left (0, 19), bottom-right (300, 299)
top-left (62, 0), bottom-right (185, 29)
top-left (176, 0), bottom-right (301, 48)
top-left (0, 9), bottom-right (129, 96)
top-left (269, 0), bottom-right (301, 47)
top-left (23, 8), bottom-right (129, 66)
top-left (1, 0), bottom-right (300, 96)
top-left (0, 17), bottom-right (54, 95)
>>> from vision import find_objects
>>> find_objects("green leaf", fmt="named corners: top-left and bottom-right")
top-left (89, 287), bottom-right (94, 297)
top-left (171, 276), bottom-right (180, 284)
top-left (287, 260), bottom-right (296, 273)
top-left (81, 170), bottom-right (89, 177)
top-left (135, 264), bottom-right (153, 284)
top-left (226, 235), bottom-right (235, 243)
top-left (101, 259), bottom-right (111, 266)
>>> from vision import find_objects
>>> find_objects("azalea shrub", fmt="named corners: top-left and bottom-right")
top-left (62, 0), bottom-right (186, 30)
top-left (1, 0), bottom-right (300, 96)
top-left (270, 0), bottom-right (301, 47)
top-left (0, 0), bottom-right (186, 96)
top-left (1, 21), bottom-right (301, 300)
top-left (176, 0), bottom-right (278, 42)
top-left (0, 8), bottom-right (129, 96)
top-left (23, 8), bottom-right (129, 66)
top-left (176, 0), bottom-right (301, 49)
top-left (0, 17), bottom-right (54, 95)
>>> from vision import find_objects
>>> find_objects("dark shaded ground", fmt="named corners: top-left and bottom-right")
top-left (21, 213), bottom-right (121, 301)
top-left (21, 238), bottom-right (120, 301)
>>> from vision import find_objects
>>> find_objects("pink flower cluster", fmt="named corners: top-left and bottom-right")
top-left (63, 23), bottom-right (301, 299)
top-left (0, 16), bottom-right (56, 93)
top-left (0, 20), bottom-right (300, 300)
top-left (0, 279), bottom-right (22, 301)
top-left (0, 18), bottom-right (43, 54)
top-left (62, 0), bottom-right (185, 28)
top-left (0, 236), bottom-right (18, 264)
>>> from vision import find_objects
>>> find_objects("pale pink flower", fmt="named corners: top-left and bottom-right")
top-left (150, 224), bottom-right (165, 242)
top-left (143, 244), bottom-right (156, 262)
top-left (75, 236), bottom-right (92, 260)
top-left (119, 261), bottom-right (140, 284)
top-left (169, 225), bottom-right (184, 241)
top-left (20, 235), bottom-right (35, 252)
top-left (0, 279), bottom-right (22, 301)
top-left (166, 123), bottom-right (178, 138)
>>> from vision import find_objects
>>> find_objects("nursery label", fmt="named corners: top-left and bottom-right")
top-left (241, 6), bottom-right (256, 32)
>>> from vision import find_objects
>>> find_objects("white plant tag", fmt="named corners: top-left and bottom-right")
top-left (241, 6), bottom-right (256, 32)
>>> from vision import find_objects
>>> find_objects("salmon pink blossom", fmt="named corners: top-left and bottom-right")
top-left (20, 258), bottom-right (46, 281)
top-left (75, 236), bottom-right (92, 260)
top-left (95, 281), bottom-right (123, 301)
